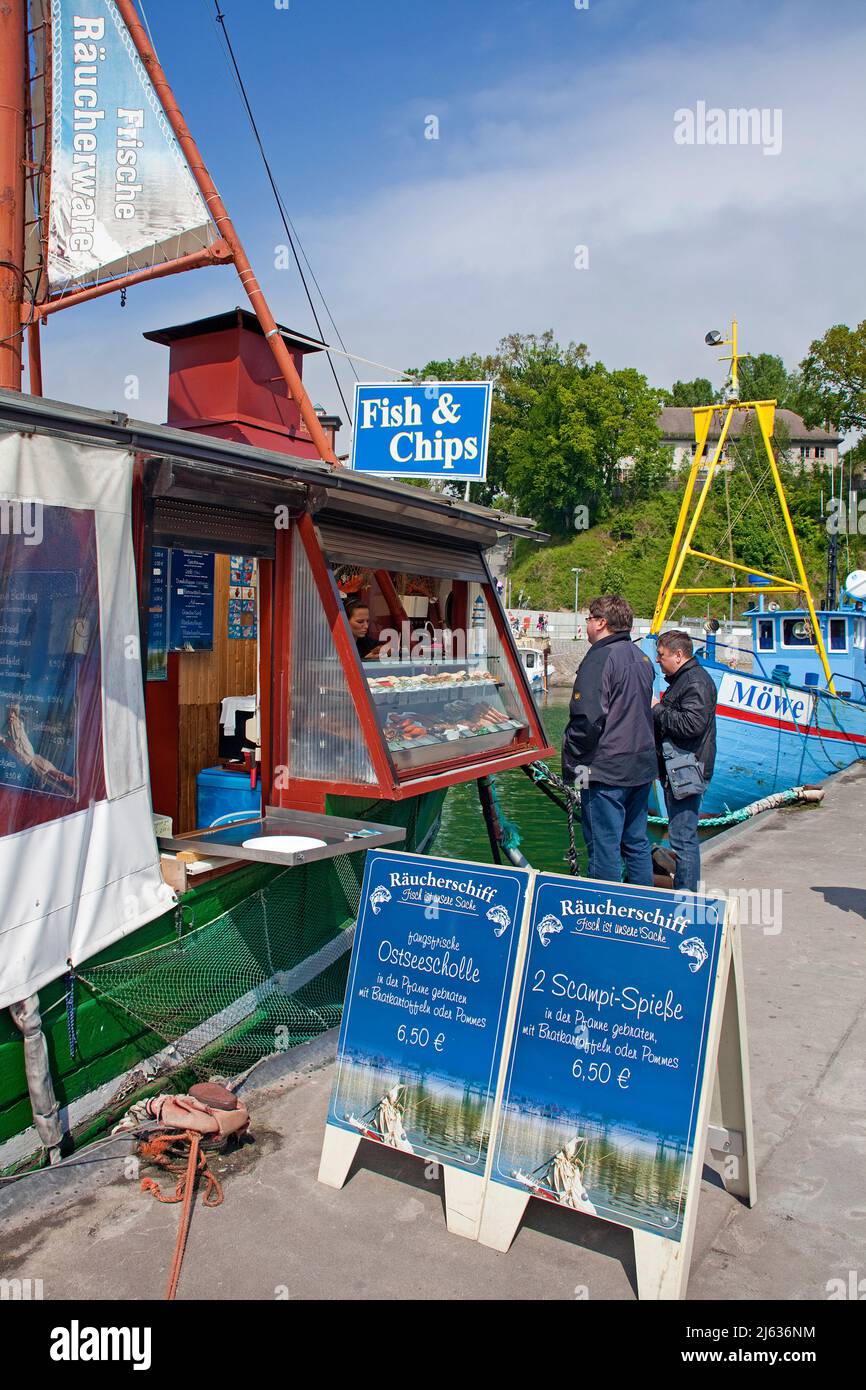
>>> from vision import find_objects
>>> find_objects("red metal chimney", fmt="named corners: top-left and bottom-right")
top-left (144, 306), bottom-right (341, 458)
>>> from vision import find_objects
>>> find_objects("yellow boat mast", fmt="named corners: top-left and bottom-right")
top-left (651, 319), bottom-right (836, 693)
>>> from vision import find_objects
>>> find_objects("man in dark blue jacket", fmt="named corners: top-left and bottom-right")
top-left (562, 594), bottom-right (657, 885)
top-left (653, 629), bottom-right (717, 892)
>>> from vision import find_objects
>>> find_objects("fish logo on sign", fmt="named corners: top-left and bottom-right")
top-left (537, 914), bottom-right (563, 948)
top-left (487, 904), bottom-right (511, 937)
top-left (370, 886), bottom-right (392, 915)
top-left (679, 937), bottom-right (708, 973)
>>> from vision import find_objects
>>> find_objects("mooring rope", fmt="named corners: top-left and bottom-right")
top-left (521, 761), bottom-right (582, 874)
top-left (486, 777), bottom-right (523, 853)
top-left (520, 760), bottom-right (822, 837)
top-left (647, 783), bottom-right (824, 827)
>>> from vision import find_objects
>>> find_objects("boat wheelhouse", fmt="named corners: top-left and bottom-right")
top-left (744, 593), bottom-right (866, 701)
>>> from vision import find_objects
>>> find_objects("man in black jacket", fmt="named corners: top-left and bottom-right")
top-left (653, 630), bottom-right (717, 893)
top-left (562, 594), bottom-right (656, 885)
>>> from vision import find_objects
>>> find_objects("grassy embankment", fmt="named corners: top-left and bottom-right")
top-left (509, 490), bottom-right (865, 621)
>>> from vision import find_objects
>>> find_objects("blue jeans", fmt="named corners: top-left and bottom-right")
top-left (581, 782), bottom-right (654, 886)
top-left (664, 787), bottom-right (702, 893)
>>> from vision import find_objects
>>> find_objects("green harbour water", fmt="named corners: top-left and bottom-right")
top-left (435, 692), bottom-right (587, 874)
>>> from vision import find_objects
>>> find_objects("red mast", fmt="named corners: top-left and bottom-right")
top-left (0, 0), bottom-right (26, 391)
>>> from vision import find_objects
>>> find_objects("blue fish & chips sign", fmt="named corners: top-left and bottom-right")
top-left (350, 382), bottom-right (493, 482)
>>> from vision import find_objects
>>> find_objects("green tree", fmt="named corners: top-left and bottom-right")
top-left (599, 559), bottom-right (628, 595)
top-left (736, 352), bottom-right (793, 406)
top-left (662, 377), bottom-right (717, 407)
top-left (503, 357), bottom-right (667, 530)
top-left (799, 321), bottom-right (866, 433)
top-left (784, 369), bottom-right (827, 426)
top-left (624, 445), bottom-right (674, 503)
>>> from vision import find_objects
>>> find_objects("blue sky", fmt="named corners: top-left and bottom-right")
top-left (40, 0), bottom-right (866, 442)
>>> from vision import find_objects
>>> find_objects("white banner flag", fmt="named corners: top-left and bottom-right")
top-left (0, 431), bottom-right (176, 1009)
top-left (48, 0), bottom-right (217, 291)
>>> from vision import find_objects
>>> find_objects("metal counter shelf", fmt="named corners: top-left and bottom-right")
top-left (158, 805), bottom-right (406, 867)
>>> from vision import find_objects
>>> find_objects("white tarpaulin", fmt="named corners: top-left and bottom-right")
top-left (48, 0), bottom-right (217, 291)
top-left (0, 431), bottom-right (175, 1009)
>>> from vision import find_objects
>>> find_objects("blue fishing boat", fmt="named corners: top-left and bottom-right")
top-left (647, 321), bottom-right (866, 816)
top-left (678, 583), bottom-right (866, 815)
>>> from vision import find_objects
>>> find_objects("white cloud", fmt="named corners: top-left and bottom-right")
top-left (298, 15), bottom-right (866, 422)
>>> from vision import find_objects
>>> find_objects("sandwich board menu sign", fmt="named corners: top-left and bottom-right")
top-left (319, 862), bottom-right (754, 1297)
top-left (318, 849), bottom-right (530, 1237)
top-left (478, 874), bottom-right (754, 1298)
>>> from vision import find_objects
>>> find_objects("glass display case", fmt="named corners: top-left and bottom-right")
top-left (365, 656), bottom-right (530, 774)
top-left (274, 517), bottom-right (552, 809)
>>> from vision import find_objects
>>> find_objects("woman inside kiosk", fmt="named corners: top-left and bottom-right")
top-left (344, 596), bottom-right (384, 661)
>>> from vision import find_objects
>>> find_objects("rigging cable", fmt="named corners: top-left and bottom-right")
top-left (137, 0), bottom-right (159, 55)
top-left (208, 0), bottom-right (355, 426)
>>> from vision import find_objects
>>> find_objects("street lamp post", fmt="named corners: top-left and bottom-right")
top-left (571, 567), bottom-right (582, 638)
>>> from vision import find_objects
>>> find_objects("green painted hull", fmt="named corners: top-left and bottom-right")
top-left (0, 791), bottom-right (446, 1156)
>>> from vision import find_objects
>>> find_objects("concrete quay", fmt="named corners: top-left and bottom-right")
top-left (1, 764), bottom-right (864, 1301)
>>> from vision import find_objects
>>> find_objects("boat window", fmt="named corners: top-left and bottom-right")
top-left (828, 618), bottom-right (847, 652)
top-left (781, 617), bottom-right (814, 648)
top-left (757, 619), bottom-right (774, 651)
top-left (854, 619), bottom-right (866, 651)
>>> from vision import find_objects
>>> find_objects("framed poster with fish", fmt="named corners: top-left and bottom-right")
top-left (478, 875), bottom-right (754, 1299)
top-left (318, 849), bottom-right (531, 1238)
top-left (0, 504), bottom-right (106, 833)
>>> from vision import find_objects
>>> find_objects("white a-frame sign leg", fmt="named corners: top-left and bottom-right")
top-left (318, 1116), bottom-right (491, 1239)
top-left (630, 912), bottom-right (755, 1298)
top-left (478, 883), bottom-right (755, 1301)
top-left (318, 1126), bottom-right (364, 1191)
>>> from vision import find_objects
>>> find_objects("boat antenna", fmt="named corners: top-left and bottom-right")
top-left (704, 320), bottom-right (747, 403)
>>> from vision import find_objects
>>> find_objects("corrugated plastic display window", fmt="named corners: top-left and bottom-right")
top-left (469, 581), bottom-right (530, 728)
top-left (289, 539), bottom-right (377, 785)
